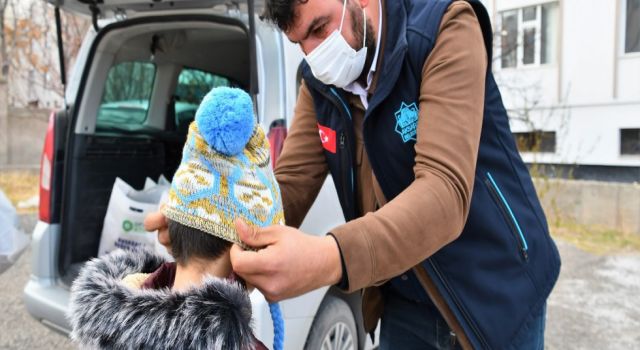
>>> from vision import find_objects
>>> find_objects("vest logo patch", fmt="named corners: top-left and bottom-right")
top-left (317, 123), bottom-right (337, 154)
top-left (394, 102), bottom-right (418, 143)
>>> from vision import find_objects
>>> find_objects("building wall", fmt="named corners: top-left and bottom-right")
top-left (483, 0), bottom-right (640, 172)
top-left (534, 178), bottom-right (640, 234)
top-left (0, 104), bottom-right (48, 169)
top-left (4, 107), bottom-right (48, 167)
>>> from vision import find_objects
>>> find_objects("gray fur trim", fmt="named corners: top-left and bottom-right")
top-left (68, 249), bottom-right (256, 350)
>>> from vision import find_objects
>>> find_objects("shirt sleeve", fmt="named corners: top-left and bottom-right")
top-left (330, 1), bottom-right (488, 292)
top-left (274, 80), bottom-right (330, 228)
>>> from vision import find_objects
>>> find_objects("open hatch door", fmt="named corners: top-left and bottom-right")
top-left (45, 0), bottom-right (264, 20)
top-left (47, 0), bottom-right (261, 95)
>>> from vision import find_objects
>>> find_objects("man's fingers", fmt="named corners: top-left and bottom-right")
top-left (234, 219), bottom-right (280, 248)
top-left (230, 243), bottom-right (269, 276)
top-left (230, 244), bottom-right (283, 301)
top-left (144, 211), bottom-right (172, 253)
top-left (144, 211), bottom-right (168, 231)
top-left (230, 243), bottom-right (250, 274)
top-left (157, 227), bottom-right (171, 247)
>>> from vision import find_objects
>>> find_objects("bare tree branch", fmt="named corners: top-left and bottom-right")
top-left (3, 0), bottom-right (89, 107)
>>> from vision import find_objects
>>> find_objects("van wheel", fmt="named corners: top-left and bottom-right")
top-left (304, 295), bottom-right (357, 350)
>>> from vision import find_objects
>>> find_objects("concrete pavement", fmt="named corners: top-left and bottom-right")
top-left (1, 215), bottom-right (639, 349)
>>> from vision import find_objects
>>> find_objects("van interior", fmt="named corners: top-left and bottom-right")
top-left (58, 17), bottom-right (252, 285)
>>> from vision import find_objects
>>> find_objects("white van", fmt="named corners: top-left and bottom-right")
top-left (24, 1), bottom-right (376, 348)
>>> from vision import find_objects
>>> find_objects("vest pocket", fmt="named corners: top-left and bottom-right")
top-left (483, 172), bottom-right (529, 261)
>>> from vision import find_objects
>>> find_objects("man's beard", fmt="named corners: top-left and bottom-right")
top-left (349, 3), bottom-right (377, 84)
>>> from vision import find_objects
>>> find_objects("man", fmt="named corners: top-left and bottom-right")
top-left (146, 0), bottom-right (561, 348)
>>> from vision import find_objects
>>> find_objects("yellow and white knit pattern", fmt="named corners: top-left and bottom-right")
top-left (162, 122), bottom-right (285, 249)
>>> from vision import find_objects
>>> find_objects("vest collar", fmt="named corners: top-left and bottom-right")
top-left (365, 0), bottom-right (409, 116)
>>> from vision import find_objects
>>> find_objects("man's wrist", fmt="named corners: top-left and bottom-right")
top-left (326, 233), bottom-right (349, 290)
top-left (322, 234), bottom-right (344, 286)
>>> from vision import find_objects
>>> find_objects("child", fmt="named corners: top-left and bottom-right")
top-left (68, 87), bottom-right (285, 350)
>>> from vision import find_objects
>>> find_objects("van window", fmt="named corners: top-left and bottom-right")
top-left (97, 62), bottom-right (156, 129)
top-left (173, 68), bottom-right (231, 131)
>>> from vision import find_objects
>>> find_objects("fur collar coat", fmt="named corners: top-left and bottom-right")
top-left (68, 248), bottom-right (258, 350)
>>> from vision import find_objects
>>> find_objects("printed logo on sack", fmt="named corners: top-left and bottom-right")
top-left (122, 220), bottom-right (144, 233)
top-left (394, 102), bottom-right (418, 143)
top-left (317, 123), bottom-right (337, 153)
top-left (122, 220), bottom-right (133, 232)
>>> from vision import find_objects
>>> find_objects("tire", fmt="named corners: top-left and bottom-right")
top-left (304, 295), bottom-right (358, 350)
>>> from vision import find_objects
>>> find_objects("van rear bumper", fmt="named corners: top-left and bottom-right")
top-left (29, 221), bottom-right (61, 279)
top-left (24, 221), bottom-right (71, 334)
top-left (23, 279), bottom-right (71, 334)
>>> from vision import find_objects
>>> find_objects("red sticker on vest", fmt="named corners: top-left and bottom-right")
top-left (317, 123), bottom-right (337, 154)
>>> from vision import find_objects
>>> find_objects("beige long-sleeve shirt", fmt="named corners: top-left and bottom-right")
top-left (275, 0), bottom-right (487, 293)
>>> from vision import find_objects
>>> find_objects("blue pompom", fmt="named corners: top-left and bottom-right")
top-left (195, 87), bottom-right (255, 156)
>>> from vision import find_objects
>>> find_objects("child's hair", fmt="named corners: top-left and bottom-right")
top-left (167, 219), bottom-right (232, 265)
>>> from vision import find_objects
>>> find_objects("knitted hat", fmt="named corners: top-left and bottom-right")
top-left (162, 87), bottom-right (285, 249)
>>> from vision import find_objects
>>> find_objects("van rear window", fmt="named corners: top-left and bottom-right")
top-left (173, 68), bottom-right (232, 131)
top-left (97, 62), bottom-right (156, 129)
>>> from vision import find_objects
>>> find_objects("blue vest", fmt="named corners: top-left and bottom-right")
top-left (301, 0), bottom-right (561, 348)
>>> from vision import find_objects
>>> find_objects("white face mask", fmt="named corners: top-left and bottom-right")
top-left (304, 0), bottom-right (367, 88)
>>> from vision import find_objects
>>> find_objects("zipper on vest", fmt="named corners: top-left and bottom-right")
top-left (327, 87), bottom-right (356, 219)
top-left (330, 88), bottom-right (352, 121)
top-left (338, 131), bottom-right (352, 211)
top-left (428, 260), bottom-right (491, 349)
top-left (338, 132), bottom-right (355, 193)
top-left (484, 172), bottom-right (529, 260)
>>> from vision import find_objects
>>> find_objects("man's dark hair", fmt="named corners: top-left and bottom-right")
top-left (261, 0), bottom-right (309, 32)
top-left (168, 220), bottom-right (232, 265)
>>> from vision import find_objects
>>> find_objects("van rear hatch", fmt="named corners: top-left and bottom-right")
top-left (50, 0), bottom-right (264, 284)
top-left (46, 0), bottom-right (264, 19)
top-left (49, 0), bottom-right (232, 15)
top-left (48, 0), bottom-right (261, 95)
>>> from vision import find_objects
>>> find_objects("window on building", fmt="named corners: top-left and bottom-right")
top-left (522, 5), bottom-right (538, 66)
top-left (620, 129), bottom-right (640, 155)
top-left (513, 131), bottom-right (556, 153)
top-left (501, 10), bottom-right (518, 68)
top-left (523, 27), bottom-right (536, 65)
top-left (626, 0), bottom-right (640, 53)
top-left (499, 2), bottom-right (559, 68)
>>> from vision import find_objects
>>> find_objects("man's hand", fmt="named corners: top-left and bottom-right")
top-left (230, 219), bottom-right (342, 302)
top-left (143, 211), bottom-right (171, 254)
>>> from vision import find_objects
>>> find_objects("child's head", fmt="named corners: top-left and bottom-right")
top-left (162, 87), bottom-right (284, 264)
top-left (167, 220), bottom-right (231, 265)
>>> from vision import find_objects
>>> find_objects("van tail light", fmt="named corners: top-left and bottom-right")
top-left (267, 119), bottom-right (287, 169)
top-left (39, 112), bottom-right (55, 223)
